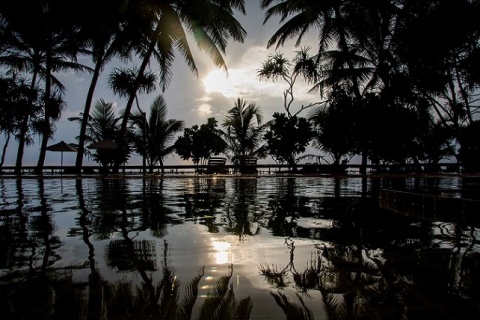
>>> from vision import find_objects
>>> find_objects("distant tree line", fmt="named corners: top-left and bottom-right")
top-left (1, 0), bottom-right (479, 174)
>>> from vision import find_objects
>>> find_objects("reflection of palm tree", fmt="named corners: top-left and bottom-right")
top-left (199, 264), bottom-right (253, 320)
top-left (266, 178), bottom-right (311, 237)
top-left (34, 179), bottom-right (60, 276)
top-left (224, 179), bottom-right (262, 240)
top-left (259, 238), bottom-right (297, 290)
top-left (260, 203), bottom-right (409, 320)
top-left (270, 291), bottom-right (314, 320)
top-left (75, 178), bottom-right (108, 319)
top-left (105, 239), bottom-right (252, 319)
top-left (142, 179), bottom-right (178, 238)
top-left (183, 178), bottom-right (227, 233)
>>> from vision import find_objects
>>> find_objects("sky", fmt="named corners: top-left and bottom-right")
top-left (1, 1), bottom-right (325, 167)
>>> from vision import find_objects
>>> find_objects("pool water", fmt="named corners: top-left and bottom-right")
top-left (0, 175), bottom-right (479, 319)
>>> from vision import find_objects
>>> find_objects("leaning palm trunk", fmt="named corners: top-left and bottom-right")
top-left (14, 112), bottom-right (30, 174)
top-left (36, 47), bottom-right (53, 173)
top-left (75, 61), bottom-right (103, 173)
top-left (14, 69), bottom-right (38, 174)
top-left (0, 133), bottom-right (11, 169)
top-left (114, 42), bottom-right (156, 172)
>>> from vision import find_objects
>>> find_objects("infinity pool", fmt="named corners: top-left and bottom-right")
top-left (0, 175), bottom-right (479, 319)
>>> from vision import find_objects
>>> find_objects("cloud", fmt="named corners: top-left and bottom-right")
top-left (197, 103), bottom-right (213, 116)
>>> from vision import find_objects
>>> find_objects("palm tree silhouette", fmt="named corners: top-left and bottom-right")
top-left (130, 95), bottom-right (184, 173)
top-left (223, 98), bottom-right (267, 169)
top-left (116, 0), bottom-right (247, 171)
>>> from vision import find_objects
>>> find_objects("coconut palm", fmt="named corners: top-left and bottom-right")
top-left (260, 0), bottom-right (367, 98)
top-left (115, 0), bottom-right (247, 171)
top-left (69, 99), bottom-right (129, 170)
top-left (0, 75), bottom-right (39, 170)
top-left (108, 66), bottom-right (157, 114)
top-left (308, 88), bottom-right (356, 166)
top-left (0, 0), bottom-right (91, 172)
top-left (130, 95), bottom-right (184, 173)
top-left (222, 98), bottom-right (266, 165)
top-left (73, 0), bottom-right (137, 173)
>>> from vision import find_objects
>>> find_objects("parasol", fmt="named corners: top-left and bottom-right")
top-left (46, 141), bottom-right (78, 168)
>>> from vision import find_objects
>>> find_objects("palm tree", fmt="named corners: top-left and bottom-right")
top-left (69, 99), bottom-right (129, 170)
top-left (73, 0), bottom-right (137, 173)
top-left (130, 95), bottom-right (184, 173)
top-left (260, 0), bottom-right (367, 98)
top-left (0, 0), bottom-right (91, 172)
top-left (222, 98), bottom-right (266, 167)
top-left (108, 66), bottom-right (157, 114)
top-left (260, 0), bottom-right (380, 173)
top-left (308, 88), bottom-right (355, 166)
top-left (0, 75), bottom-right (39, 170)
top-left (115, 0), bottom-right (247, 171)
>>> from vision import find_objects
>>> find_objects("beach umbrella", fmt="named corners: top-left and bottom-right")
top-left (87, 139), bottom-right (118, 150)
top-left (46, 141), bottom-right (77, 168)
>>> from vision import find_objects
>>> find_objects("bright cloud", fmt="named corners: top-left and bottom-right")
top-left (197, 103), bottom-right (213, 116)
top-left (202, 67), bottom-right (287, 99)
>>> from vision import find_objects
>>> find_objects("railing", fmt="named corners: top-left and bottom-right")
top-left (0, 162), bottom-right (463, 176)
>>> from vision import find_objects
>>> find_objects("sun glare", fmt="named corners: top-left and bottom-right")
top-left (203, 69), bottom-right (258, 98)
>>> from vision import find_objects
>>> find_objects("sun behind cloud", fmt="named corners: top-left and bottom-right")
top-left (203, 68), bottom-right (283, 99)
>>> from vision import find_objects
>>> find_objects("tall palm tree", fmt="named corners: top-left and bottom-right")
top-left (260, 0), bottom-right (367, 98)
top-left (262, 1), bottom-right (421, 173)
top-left (222, 98), bottom-right (266, 164)
top-left (115, 0), bottom-right (247, 171)
top-left (0, 75), bottom-right (39, 170)
top-left (73, 0), bottom-right (137, 173)
top-left (130, 95), bottom-right (184, 173)
top-left (0, 0), bottom-right (91, 173)
top-left (108, 66), bottom-right (157, 114)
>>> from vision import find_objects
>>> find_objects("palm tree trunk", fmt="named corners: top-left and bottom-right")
top-left (360, 152), bottom-right (368, 174)
top-left (75, 61), bottom-right (103, 173)
top-left (159, 158), bottom-right (165, 174)
top-left (0, 132), bottom-right (10, 169)
top-left (36, 50), bottom-right (52, 173)
top-left (14, 114), bottom-right (29, 175)
top-left (114, 22), bottom-right (161, 172)
top-left (15, 71), bottom-right (38, 174)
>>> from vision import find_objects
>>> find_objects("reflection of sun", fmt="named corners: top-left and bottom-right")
top-left (212, 240), bottom-right (231, 264)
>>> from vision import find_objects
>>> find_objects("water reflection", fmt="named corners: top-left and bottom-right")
top-left (0, 176), bottom-right (479, 319)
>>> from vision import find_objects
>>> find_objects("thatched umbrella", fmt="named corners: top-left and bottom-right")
top-left (46, 141), bottom-right (77, 168)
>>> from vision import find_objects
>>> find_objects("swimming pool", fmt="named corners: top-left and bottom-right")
top-left (0, 175), bottom-right (479, 319)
